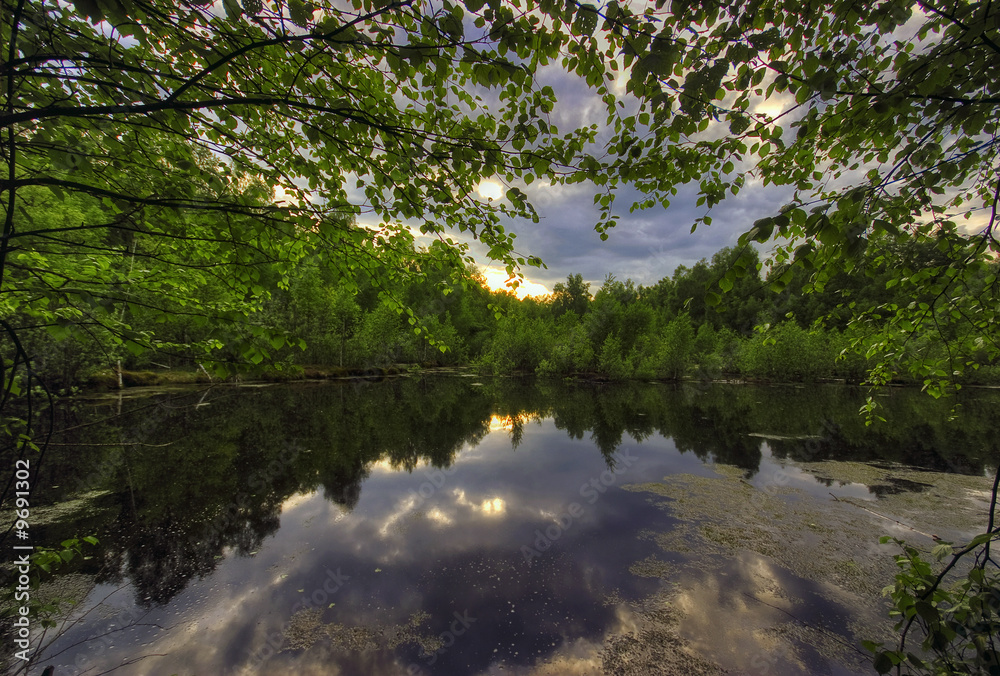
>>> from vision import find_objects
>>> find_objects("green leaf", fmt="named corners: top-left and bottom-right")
top-left (125, 340), bottom-right (146, 357)
top-left (288, 0), bottom-right (312, 26)
top-left (930, 543), bottom-right (952, 560)
top-left (873, 652), bottom-right (894, 674)
top-left (46, 324), bottom-right (74, 341)
top-left (861, 640), bottom-right (882, 654)
top-left (914, 601), bottom-right (939, 624)
top-left (967, 532), bottom-right (995, 548)
top-left (223, 0), bottom-right (242, 19)
top-left (572, 4), bottom-right (599, 36)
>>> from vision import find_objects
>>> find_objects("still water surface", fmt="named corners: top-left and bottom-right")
top-left (7, 376), bottom-right (999, 675)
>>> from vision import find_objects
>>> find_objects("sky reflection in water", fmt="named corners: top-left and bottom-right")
top-left (17, 378), bottom-right (999, 676)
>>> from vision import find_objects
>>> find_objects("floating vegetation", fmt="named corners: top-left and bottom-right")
top-left (627, 556), bottom-right (675, 579)
top-left (600, 585), bottom-right (725, 676)
top-left (34, 573), bottom-right (94, 612)
top-left (283, 608), bottom-right (439, 656)
top-left (0, 489), bottom-right (112, 531)
top-left (620, 459), bottom-right (995, 673)
top-left (794, 460), bottom-right (992, 537)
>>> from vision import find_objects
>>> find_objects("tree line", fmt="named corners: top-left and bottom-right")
top-left (15, 192), bottom-right (997, 393)
top-left (481, 234), bottom-right (1000, 390)
top-left (6, 0), bottom-right (1000, 409)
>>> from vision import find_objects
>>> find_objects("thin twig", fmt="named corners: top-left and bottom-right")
top-left (829, 493), bottom-right (938, 540)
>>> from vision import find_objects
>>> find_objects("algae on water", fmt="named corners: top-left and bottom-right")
top-left (283, 607), bottom-right (440, 656)
top-left (599, 582), bottom-right (726, 676)
top-left (618, 459), bottom-right (995, 674)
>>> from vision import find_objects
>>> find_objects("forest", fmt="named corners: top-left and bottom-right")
top-left (14, 181), bottom-right (998, 395)
top-left (5, 0), bottom-right (1000, 413)
top-left (6, 0), bottom-right (1000, 672)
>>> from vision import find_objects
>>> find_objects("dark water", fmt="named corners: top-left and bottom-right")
top-left (3, 376), bottom-right (998, 676)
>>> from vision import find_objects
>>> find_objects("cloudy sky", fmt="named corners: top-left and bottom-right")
top-left (371, 8), bottom-right (936, 299)
top-left (473, 172), bottom-right (787, 298)
top-left (439, 64), bottom-right (792, 298)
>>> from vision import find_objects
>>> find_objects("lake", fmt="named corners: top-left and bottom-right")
top-left (5, 375), bottom-right (998, 675)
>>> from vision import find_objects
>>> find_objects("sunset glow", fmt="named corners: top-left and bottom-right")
top-left (477, 180), bottom-right (504, 201)
top-left (480, 267), bottom-right (550, 299)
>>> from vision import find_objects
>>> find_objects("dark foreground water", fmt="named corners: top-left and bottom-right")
top-left (3, 376), bottom-right (998, 676)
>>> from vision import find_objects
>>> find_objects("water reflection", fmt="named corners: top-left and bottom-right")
top-left (6, 377), bottom-right (998, 675)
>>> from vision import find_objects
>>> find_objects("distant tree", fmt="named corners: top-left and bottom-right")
top-left (707, 247), bottom-right (766, 334)
top-left (7, 0), bottom-right (1000, 410)
top-left (670, 260), bottom-right (713, 324)
top-left (551, 274), bottom-right (592, 317)
top-left (598, 274), bottom-right (639, 306)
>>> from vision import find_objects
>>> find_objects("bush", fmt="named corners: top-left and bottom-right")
top-left (535, 358), bottom-right (557, 378)
top-left (597, 334), bottom-right (633, 380)
top-left (348, 304), bottom-right (404, 367)
top-left (20, 328), bottom-right (106, 391)
top-left (657, 314), bottom-right (695, 379)
top-left (692, 321), bottom-right (717, 357)
top-left (479, 315), bottom-right (552, 374)
top-left (961, 363), bottom-right (1000, 386)
top-left (829, 328), bottom-right (873, 383)
top-left (736, 321), bottom-right (834, 381)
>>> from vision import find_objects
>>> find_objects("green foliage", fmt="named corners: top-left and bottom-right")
top-left (7, 234), bottom-right (998, 391)
top-left (266, 261), bottom-right (359, 365)
top-left (869, 532), bottom-right (1000, 675)
top-left (543, 315), bottom-right (594, 376)
top-left (551, 274), bottom-right (592, 317)
top-left (24, 328), bottom-right (106, 392)
top-left (31, 536), bottom-right (97, 576)
top-left (534, 358), bottom-right (557, 378)
top-left (479, 314), bottom-right (551, 375)
top-left (692, 323), bottom-right (718, 357)
top-left (4, 0), bottom-right (1000, 408)
top-left (662, 314), bottom-right (696, 379)
top-left (2, 536), bottom-right (99, 628)
top-left (403, 312), bottom-right (465, 365)
top-left (349, 303), bottom-right (404, 368)
top-left (737, 321), bottom-right (834, 382)
top-left (828, 328), bottom-right (875, 384)
top-left (612, 0), bottom-right (1000, 391)
top-left (597, 334), bottom-right (633, 380)
top-left (638, 314), bottom-right (694, 380)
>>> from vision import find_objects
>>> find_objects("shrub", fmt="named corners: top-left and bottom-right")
top-left (21, 328), bottom-right (106, 391)
top-left (348, 304), bottom-right (404, 367)
top-left (479, 315), bottom-right (551, 374)
top-left (657, 314), bottom-right (695, 380)
top-left (829, 328), bottom-right (873, 383)
top-left (535, 358), bottom-right (557, 378)
top-left (597, 334), bottom-right (633, 380)
top-left (737, 321), bottom-right (833, 381)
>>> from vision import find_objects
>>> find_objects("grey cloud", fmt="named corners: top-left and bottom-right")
top-left (490, 177), bottom-right (791, 291)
